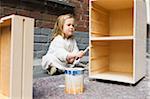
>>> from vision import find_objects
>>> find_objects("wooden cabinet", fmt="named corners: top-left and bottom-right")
top-left (0, 15), bottom-right (34, 99)
top-left (90, 0), bottom-right (147, 84)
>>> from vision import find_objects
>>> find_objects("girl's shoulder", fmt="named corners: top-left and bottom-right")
top-left (53, 35), bottom-right (64, 41)
top-left (55, 35), bottom-right (63, 39)
top-left (51, 35), bottom-right (64, 45)
top-left (53, 35), bottom-right (76, 43)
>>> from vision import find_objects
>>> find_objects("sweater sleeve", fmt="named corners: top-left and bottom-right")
top-left (72, 39), bottom-right (79, 54)
top-left (50, 36), bottom-right (69, 62)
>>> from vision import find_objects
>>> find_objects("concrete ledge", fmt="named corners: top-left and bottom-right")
top-left (33, 58), bottom-right (42, 66)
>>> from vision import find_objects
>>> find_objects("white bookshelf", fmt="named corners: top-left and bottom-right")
top-left (89, 0), bottom-right (147, 84)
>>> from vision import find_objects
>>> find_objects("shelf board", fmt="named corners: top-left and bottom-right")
top-left (91, 36), bottom-right (134, 41)
top-left (95, 0), bottom-right (133, 10)
top-left (0, 93), bottom-right (8, 99)
top-left (0, 15), bottom-right (15, 28)
top-left (89, 71), bottom-right (134, 83)
top-left (92, 6), bottom-right (108, 15)
top-left (0, 19), bottom-right (11, 28)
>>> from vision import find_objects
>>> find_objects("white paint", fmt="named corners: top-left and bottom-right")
top-left (146, 0), bottom-right (150, 24)
top-left (58, 85), bottom-right (65, 88)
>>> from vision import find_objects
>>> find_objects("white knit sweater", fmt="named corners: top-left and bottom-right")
top-left (41, 35), bottom-right (79, 70)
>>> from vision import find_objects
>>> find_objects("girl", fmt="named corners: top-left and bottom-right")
top-left (42, 14), bottom-right (84, 75)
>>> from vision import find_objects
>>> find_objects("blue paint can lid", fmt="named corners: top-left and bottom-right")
top-left (65, 68), bottom-right (84, 75)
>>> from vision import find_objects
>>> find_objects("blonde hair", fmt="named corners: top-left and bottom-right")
top-left (51, 14), bottom-right (75, 41)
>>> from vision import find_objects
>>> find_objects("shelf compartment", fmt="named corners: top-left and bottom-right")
top-left (90, 40), bottom-right (133, 83)
top-left (91, 0), bottom-right (133, 37)
top-left (90, 0), bottom-right (147, 84)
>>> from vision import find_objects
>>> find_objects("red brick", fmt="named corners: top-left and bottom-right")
top-left (84, 0), bottom-right (89, 4)
top-left (35, 20), bottom-right (54, 29)
top-left (17, 9), bottom-right (30, 17)
top-left (84, 21), bottom-right (89, 28)
top-left (70, 0), bottom-right (79, 4)
top-left (84, 10), bottom-right (89, 16)
top-left (76, 20), bottom-right (85, 27)
top-left (0, 7), bottom-right (5, 18)
top-left (30, 11), bottom-right (42, 20)
top-left (42, 13), bottom-right (51, 21)
top-left (76, 27), bottom-right (88, 32)
top-left (4, 7), bottom-right (16, 15)
top-left (42, 21), bottom-right (53, 28)
top-left (83, 15), bottom-right (89, 21)
top-left (50, 15), bottom-right (58, 22)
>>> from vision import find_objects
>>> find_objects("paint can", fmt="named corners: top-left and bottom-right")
top-left (64, 68), bottom-right (84, 94)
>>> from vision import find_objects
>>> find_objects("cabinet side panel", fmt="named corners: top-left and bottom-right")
top-left (134, 0), bottom-right (147, 82)
top-left (10, 16), bottom-right (23, 98)
top-left (90, 41), bottom-right (109, 74)
top-left (22, 18), bottom-right (34, 99)
top-left (0, 27), bottom-right (2, 94)
top-left (0, 26), bottom-right (1, 94)
top-left (91, 2), bottom-right (109, 37)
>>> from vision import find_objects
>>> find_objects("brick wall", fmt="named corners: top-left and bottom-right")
top-left (0, 0), bottom-right (89, 59)
top-left (0, 0), bottom-right (89, 32)
top-left (70, 0), bottom-right (89, 32)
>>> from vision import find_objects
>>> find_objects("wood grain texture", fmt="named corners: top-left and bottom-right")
top-left (0, 26), bottom-right (11, 96)
top-left (95, 0), bottom-right (133, 10)
top-left (0, 15), bottom-right (34, 99)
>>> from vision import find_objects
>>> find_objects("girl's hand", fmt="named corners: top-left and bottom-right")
top-left (76, 51), bottom-right (84, 59)
top-left (66, 53), bottom-right (76, 64)
top-left (66, 51), bottom-right (85, 64)
top-left (68, 58), bottom-right (75, 64)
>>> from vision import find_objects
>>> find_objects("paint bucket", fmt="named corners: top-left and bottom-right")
top-left (64, 68), bottom-right (84, 94)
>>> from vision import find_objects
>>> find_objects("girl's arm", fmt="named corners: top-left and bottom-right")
top-left (72, 39), bottom-right (79, 54)
top-left (73, 40), bottom-right (85, 58)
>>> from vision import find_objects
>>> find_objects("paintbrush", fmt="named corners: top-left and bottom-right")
top-left (70, 46), bottom-right (89, 68)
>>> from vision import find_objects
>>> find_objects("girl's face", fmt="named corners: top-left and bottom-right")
top-left (63, 18), bottom-right (75, 38)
